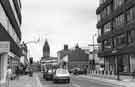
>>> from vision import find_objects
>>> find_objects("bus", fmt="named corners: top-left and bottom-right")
top-left (40, 59), bottom-right (58, 80)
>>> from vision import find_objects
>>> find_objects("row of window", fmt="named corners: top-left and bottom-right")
top-left (9, 0), bottom-right (21, 26)
top-left (113, 0), bottom-right (124, 10)
top-left (100, 6), bottom-right (135, 35)
top-left (98, 0), bottom-right (133, 21)
top-left (100, 5), bottom-right (111, 19)
top-left (0, 3), bottom-right (20, 45)
top-left (103, 29), bottom-right (135, 50)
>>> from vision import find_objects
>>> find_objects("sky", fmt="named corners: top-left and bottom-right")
top-left (21, 0), bottom-right (99, 61)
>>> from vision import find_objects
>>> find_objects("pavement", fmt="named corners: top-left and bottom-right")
top-left (1, 73), bottom-right (135, 87)
top-left (0, 73), bottom-right (42, 87)
top-left (79, 74), bottom-right (135, 87)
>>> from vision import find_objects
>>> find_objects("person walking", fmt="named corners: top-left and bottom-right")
top-left (15, 66), bottom-right (19, 79)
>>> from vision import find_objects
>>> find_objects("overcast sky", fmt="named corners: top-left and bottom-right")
top-left (21, 0), bottom-right (99, 61)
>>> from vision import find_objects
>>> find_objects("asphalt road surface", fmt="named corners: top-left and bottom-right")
top-left (38, 73), bottom-right (120, 87)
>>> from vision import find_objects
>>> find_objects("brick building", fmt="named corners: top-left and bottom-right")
top-left (57, 44), bottom-right (89, 70)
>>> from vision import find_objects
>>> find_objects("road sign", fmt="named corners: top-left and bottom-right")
top-left (0, 41), bottom-right (10, 53)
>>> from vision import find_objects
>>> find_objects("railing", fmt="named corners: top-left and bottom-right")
top-left (89, 69), bottom-right (135, 80)
top-left (89, 70), bottom-right (118, 80)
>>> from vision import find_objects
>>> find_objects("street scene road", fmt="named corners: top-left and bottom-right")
top-left (1, 0), bottom-right (135, 87)
top-left (38, 73), bottom-right (119, 87)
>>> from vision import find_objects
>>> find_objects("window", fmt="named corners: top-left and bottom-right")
top-left (115, 34), bottom-right (127, 48)
top-left (103, 39), bottom-right (112, 49)
top-left (113, 0), bottom-right (124, 9)
top-left (103, 22), bottom-right (111, 34)
top-left (100, 0), bottom-right (106, 5)
top-left (126, 7), bottom-right (135, 23)
top-left (100, 5), bottom-right (111, 19)
top-left (113, 14), bottom-right (125, 28)
top-left (128, 30), bottom-right (135, 44)
top-left (98, 29), bottom-right (102, 36)
top-left (97, 14), bottom-right (101, 22)
top-left (118, 55), bottom-right (130, 73)
top-left (106, 5), bottom-right (111, 16)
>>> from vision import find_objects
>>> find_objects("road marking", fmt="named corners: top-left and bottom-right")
top-left (72, 84), bottom-right (81, 87)
top-left (35, 74), bottom-right (43, 87)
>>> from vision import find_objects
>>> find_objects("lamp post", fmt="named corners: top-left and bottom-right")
top-left (22, 38), bottom-right (40, 64)
top-left (88, 33), bottom-right (98, 74)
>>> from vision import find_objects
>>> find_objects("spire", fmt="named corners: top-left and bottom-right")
top-left (43, 39), bottom-right (50, 58)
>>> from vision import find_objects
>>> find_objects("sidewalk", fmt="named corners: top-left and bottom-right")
top-left (1, 73), bottom-right (42, 87)
top-left (79, 74), bottom-right (135, 87)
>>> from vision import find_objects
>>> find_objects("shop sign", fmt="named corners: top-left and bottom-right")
top-left (0, 41), bottom-right (10, 53)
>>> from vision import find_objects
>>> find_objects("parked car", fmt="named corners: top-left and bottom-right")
top-left (53, 68), bottom-right (70, 83)
top-left (71, 67), bottom-right (87, 75)
top-left (43, 69), bottom-right (54, 80)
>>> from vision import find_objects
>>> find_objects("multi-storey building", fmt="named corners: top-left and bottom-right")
top-left (97, 0), bottom-right (135, 75)
top-left (0, 0), bottom-right (22, 84)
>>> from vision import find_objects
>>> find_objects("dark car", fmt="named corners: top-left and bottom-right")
top-left (43, 69), bottom-right (54, 80)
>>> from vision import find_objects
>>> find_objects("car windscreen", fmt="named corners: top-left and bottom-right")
top-left (56, 69), bottom-right (68, 74)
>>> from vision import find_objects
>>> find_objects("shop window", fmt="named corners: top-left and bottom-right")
top-left (118, 55), bottom-right (130, 73)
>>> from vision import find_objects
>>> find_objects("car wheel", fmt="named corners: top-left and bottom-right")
top-left (54, 79), bottom-right (57, 83)
top-left (67, 79), bottom-right (70, 83)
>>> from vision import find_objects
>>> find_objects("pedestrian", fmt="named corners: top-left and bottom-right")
top-left (15, 66), bottom-right (19, 79)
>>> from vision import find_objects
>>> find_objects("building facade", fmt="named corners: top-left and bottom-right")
top-left (97, 0), bottom-right (135, 75)
top-left (0, 0), bottom-right (22, 84)
top-left (68, 45), bottom-right (89, 70)
top-left (57, 44), bottom-right (89, 70)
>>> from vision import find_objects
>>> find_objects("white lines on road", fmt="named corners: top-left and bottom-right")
top-left (72, 84), bottom-right (81, 87)
top-left (35, 74), bottom-right (43, 87)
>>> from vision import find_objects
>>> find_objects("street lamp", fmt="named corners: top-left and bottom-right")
top-left (88, 33), bottom-right (99, 74)
top-left (22, 38), bottom-right (40, 63)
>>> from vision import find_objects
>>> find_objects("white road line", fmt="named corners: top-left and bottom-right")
top-left (72, 84), bottom-right (81, 87)
top-left (35, 74), bottom-right (43, 87)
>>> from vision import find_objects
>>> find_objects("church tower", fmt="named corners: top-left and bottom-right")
top-left (43, 39), bottom-right (50, 58)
